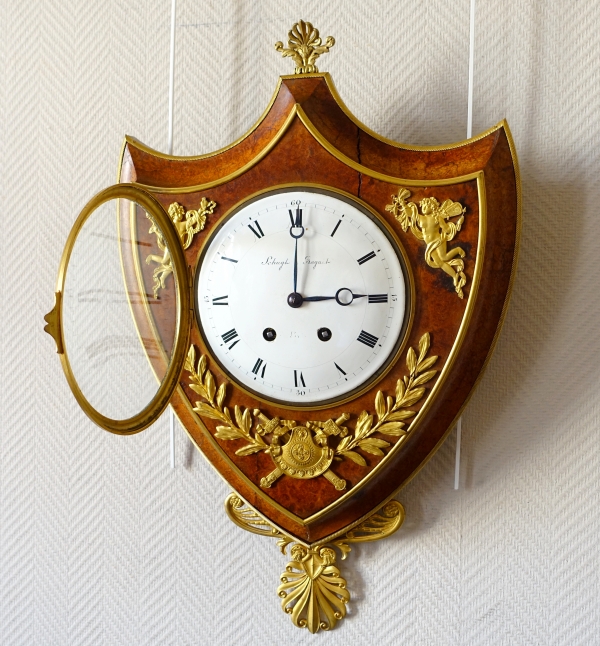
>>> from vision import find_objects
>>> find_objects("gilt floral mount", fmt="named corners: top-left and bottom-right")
top-left (184, 333), bottom-right (439, 492)
top-left (275, 20), bottom-right (335, 74)
top-left (44, 9), bottom-right (520, 639)
top-left (225, 494), bottom-right (406, 633)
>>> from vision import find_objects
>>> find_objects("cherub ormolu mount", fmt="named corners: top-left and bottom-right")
top-left (45, 21), bottom-right (520, 633)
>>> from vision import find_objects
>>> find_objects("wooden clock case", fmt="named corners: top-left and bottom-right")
top-left (115, 71), bottom-right (520, 545)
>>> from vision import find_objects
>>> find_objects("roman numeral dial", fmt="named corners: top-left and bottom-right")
top-left (357, 251), bottom-right (376, 265)
top-left (221, 328), bottom-right (239, 349)
top-left (252, 358), bottom-right (266, 378)
top-left (368, 294), bottom-right (388, 303)
top-left (335, 363), bottom-right (347, 380)
top-left (248, 220), bottom-right (264, 239)
top-left (196, 190), bottom-right (407, 405)
top-left (357, 330), bottom-right (379, 348)
top-left (294, 370), bottom-right (306, 388)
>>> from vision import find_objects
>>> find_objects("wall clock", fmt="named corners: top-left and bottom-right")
top-left (44, 20), bottom-right (520, 633)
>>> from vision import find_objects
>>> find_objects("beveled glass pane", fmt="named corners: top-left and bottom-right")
top-left (62, 198), bottom-right (178, 420)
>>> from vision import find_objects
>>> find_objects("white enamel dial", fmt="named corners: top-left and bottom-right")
top-left (196, 189), bottom-right (407, 405)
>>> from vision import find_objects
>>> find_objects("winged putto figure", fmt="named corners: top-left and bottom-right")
top-left (387, 188), bottom-right (467, 298)
top-left (146, 197), bottom-right (216, 298)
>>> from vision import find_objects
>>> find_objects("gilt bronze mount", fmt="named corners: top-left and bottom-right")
top-left (45, 21), bottom-right (520, 633)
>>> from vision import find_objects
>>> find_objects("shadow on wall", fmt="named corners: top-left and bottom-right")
top-left (178, 153), bottom-right (594, 535)
top-left (391, 157), bottom-right (598, 532)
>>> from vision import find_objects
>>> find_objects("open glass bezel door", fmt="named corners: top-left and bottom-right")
top-left (45, 184), bottom-right (190, 435)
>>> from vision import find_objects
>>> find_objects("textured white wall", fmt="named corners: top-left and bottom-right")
top-left (2, 1), bottom-right (599, 644)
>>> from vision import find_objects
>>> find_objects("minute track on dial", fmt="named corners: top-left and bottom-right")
top-left (196, 189), bottom-right (407, 405)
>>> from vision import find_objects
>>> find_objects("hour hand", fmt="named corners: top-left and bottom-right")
top-left (303, 288), bottom-right (366, 306)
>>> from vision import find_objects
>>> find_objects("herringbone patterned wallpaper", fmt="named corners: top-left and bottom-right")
top-left (1, 1), bottom-right (599, 644)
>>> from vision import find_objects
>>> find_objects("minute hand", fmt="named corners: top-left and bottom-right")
top-left (289, 207), bottom-right (304, 294)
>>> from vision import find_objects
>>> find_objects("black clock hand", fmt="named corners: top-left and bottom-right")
top-left (288, 207), bottom-right (304, 300)
top-left (303, 288), bottom-right (366, 306)
top-left (293, 237), bottom-right (298, 293)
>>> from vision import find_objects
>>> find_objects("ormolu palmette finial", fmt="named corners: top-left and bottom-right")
top-left (275, 20), bottom-right (335, 74)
